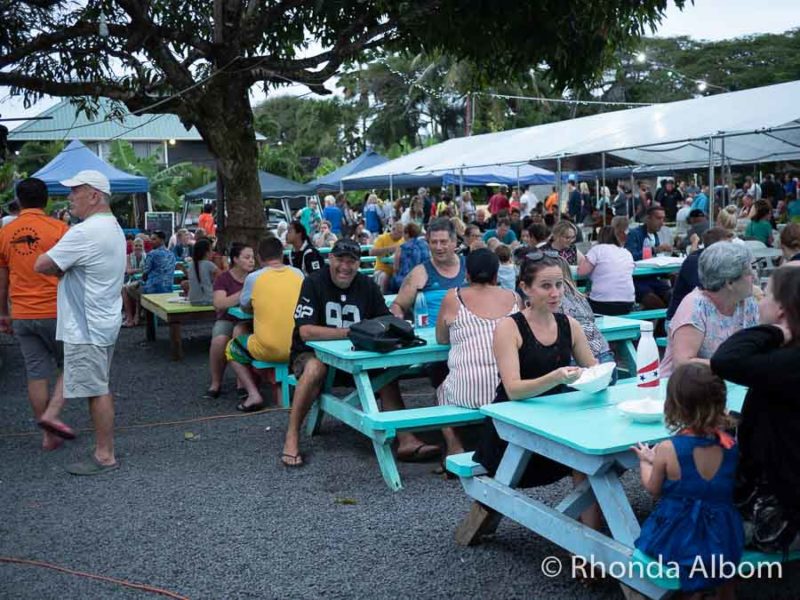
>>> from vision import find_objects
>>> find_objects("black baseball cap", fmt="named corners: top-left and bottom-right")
top-left (330, 238), bottom-right (361, 259)
top-left (688, 208), bottom-right (706, 219)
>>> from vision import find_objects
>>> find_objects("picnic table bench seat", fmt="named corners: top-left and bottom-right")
top-left (251, 360), bottom-right (297, 408)
top-left (631, 548), bottom-right (800, 591)
top-left (363, 405), bottom-right (485, 436)
top-left (445, 451), bottom-right (487, 479)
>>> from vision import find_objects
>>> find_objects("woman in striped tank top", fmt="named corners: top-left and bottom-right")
top-left (435, 248), bottom-right (521, 456)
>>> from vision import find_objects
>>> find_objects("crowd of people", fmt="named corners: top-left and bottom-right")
top-left (3, 169), bottom-right (800, 597)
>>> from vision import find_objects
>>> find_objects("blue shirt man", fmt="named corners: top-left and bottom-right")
top-left (482, 219), bottom-right (518, 245)
top-left (322, 202), bottom-right (343, 234)
top-left (691, 191), bottom-right (709, 215)
top-left (142, 231), bottom-right (176, 293)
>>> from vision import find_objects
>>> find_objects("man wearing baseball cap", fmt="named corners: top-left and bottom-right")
top-left (34, 169), bottom-right (126, 475)
top-left (281, 237), bottom-right (439, 467)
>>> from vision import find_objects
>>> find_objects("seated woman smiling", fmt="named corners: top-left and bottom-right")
top-left (661, 242), bottom-right (759, 378)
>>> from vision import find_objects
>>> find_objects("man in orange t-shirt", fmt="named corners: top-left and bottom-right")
top-left (0, 178), bottom-right (71, 450)
top-left (198, 203), bottom-right (216, 237)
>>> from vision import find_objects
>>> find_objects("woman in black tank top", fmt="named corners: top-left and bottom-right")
top-left (474, 254), bottom-right (598, 491)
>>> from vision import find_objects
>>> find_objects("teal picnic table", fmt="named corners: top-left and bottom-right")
top-left (448, 379), bottom-right (747, 599)
top-left (305, 316), bottom-right (645, 491)
top-left (573, 258), bottom-right (684, 283)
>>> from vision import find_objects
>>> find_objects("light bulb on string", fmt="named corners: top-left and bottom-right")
top-left (635, 52), bottom-right (647, 64)
top-left (697, 81), bottom-right (708, 92)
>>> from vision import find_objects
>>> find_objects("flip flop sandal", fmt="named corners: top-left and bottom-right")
top-left (397, 443), bottom-right (441, 463)
top-left (236, 402), bottom-right (265, 413)
top-left (65, 456), bottom-right (119, 476)
top-left (279, 452), bottom-right (304, 468)
top-left (37, 419), bottom-right (76, 440)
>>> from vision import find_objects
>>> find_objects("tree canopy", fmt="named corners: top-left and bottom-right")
top-left (1, 0), bottom-right (683, 244)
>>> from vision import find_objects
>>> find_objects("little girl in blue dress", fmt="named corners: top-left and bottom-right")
top-left (633, 363), bottom-right (744, 598)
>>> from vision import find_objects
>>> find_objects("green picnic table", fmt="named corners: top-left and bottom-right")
top-left (448, 379), bottom-right (751, 598)
top-left (140, 292), bottom-right (215, 360)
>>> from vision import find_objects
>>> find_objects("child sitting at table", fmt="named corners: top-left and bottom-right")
top-left (632, 362), bottom-right (743, 598)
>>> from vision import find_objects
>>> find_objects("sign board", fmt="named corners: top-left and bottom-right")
top-left (144, 212), bottom-right (175, 239)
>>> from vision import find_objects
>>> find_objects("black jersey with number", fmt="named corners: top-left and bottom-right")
top-left (290, 268), bottom-right (389, 362)
top-left (284, 241), bottom-right (324, 276)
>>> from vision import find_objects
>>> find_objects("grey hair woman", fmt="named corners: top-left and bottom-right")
top-left (661, 242), bottom-right (760, 377)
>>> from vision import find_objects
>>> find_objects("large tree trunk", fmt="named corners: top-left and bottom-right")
top-left (193, 81), bottom-right (265, 250)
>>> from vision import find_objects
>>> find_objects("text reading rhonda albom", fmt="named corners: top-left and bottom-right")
top-left (540, 554), bottom-right (783, 581)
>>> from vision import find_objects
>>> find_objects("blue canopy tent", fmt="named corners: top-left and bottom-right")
top-left (341, 163), bottom-right (560, 190)
top-left (184, 170), bottom-right (314, 200)
top-left (441, 164), bottom-right (559, 187)
top-left (32, 140), bottom-right (149, 195)
top-left (307, 149), bottom-right (389, 192)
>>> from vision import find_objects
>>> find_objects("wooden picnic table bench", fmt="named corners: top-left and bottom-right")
top-left (140, 292), bottom-right (215, 361)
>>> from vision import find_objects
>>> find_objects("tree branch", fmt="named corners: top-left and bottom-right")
top-left (116, 0), bottom-right (197, 90)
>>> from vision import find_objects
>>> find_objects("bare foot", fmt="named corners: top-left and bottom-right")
top-left (42, 433), bottom-right (64, 451)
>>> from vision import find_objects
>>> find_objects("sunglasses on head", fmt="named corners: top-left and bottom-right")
top-left (525, 249), bottom-right (560, 262)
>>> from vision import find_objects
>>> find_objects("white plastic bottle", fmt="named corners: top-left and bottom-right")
top-left (636, 321), bottom-right (660, 389)
top-left (414, 291), bottom-right (429, 328)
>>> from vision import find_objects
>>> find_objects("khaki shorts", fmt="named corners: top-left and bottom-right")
top-left (63, 343), bottom-right (115, 399)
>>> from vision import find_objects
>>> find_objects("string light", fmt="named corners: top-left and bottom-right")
top-left (633, 53), bottom-right (730, 93)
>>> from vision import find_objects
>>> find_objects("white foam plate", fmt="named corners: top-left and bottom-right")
top-left (617, 398), bottom-right (664, 423)
top-left (570, 362), bottom-right (615, 394)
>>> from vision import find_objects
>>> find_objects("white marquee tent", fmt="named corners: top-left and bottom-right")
top-left (345, 80), bottom-right (800, 184)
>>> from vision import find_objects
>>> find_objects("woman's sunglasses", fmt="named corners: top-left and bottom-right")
top-left (525, 249), bottom-right (561, 262)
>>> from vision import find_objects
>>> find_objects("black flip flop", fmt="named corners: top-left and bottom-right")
top-left (280, 452), bottom-right (304, 468)
top-left (236, 402), bottom-right (264, 413)
top-left (397, 443), bottom-right (440, 463)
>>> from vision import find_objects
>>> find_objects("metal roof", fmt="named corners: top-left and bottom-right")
top-left (8, 97), bottom-right (265, 142)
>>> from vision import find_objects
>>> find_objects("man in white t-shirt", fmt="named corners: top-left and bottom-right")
top-left (518, 186), bottom-right (539, 218)
top-left (34, 170), bottom-right (126, 476)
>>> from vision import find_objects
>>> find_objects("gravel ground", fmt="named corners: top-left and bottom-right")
top-left (2, 324), bottom-right (799, 600)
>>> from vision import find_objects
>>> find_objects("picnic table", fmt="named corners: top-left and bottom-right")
top-left (448, 379), bottom-right (747, 599)
top-left (140, 292), bottom-right (216, 361)
top-left (572, 257), bottom-right (684, 283)
top-left (306, 316), bottom-right (645, 491)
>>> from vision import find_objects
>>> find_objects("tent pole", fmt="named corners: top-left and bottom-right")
top-left (720, 135), bottom-right (728, 207)
top-left (601, 153), bottom-right (606, 226)
top-left (389, 174), bottom-right (393, 204)
top-left (459, 169), bottom-right (464, 220)
top-left (596, 177), bottom-right (603, 227)
top-left (556, 157), bottom-right (562, 217)
top-left (516, 165), bottom-right (520, 199)
top-left (629, 173), bottom-right (635, 219)
top-left (708, 136), bottom-right (715, 227)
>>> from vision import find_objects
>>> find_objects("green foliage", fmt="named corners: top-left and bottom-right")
top-left (312, 157), bottom-right (339, 180)
top-left (0, 162), bottom-right (20, 204)
top-left (254, 96), bottom-right (361, 181)
top-left (106, 140), bottom-right (213, 211)
top-left (13, 140), bottom-right (64, 176)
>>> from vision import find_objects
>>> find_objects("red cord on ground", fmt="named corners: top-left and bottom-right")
top-left (0, 557), bottom-right (190, 599)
